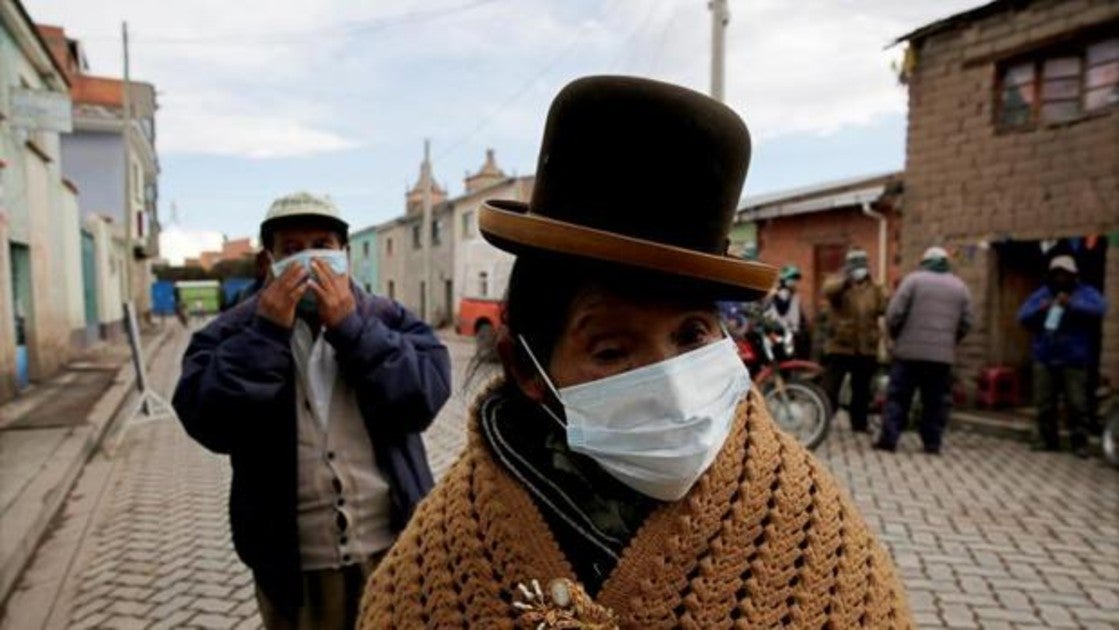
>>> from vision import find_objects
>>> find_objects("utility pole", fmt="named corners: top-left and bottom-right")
top-left (121, 21), bottom-right (133, 307)
top-left (420, 139), bottom-right (433, 323)
top-left (709, 0), bottom-right (729, 102)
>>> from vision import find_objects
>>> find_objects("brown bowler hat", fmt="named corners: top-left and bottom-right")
top-left (479, 75), bottom-right (776, 299)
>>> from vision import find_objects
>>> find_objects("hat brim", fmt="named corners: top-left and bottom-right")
top-left (479, 200), bottom-right (777, 300)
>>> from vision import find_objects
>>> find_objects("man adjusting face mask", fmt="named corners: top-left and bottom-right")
top-left (270, 249), bottom-right (350, 316)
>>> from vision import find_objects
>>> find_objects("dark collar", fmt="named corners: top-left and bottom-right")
top-left (477, 388), bottom-right (656, 561)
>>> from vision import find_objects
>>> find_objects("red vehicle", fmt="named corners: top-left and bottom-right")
top-left (456, 297), bottom-right (503, 351)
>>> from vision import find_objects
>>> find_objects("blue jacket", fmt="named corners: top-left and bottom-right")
top-left (1017, 283), bottom-right (1107, 367)
top-left (172, 288), bottom-right (450, 612)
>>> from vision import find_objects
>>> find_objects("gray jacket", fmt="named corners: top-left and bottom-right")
top-left (886, 269), bottom-right (973, 364)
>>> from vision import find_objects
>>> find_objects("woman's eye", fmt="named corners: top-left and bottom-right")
top-left (678, 320), bottom-right (713, 346)
top-left (592, 347), bottom-right (626, 363)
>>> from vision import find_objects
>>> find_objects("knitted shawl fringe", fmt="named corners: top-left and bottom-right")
top-left (359, 382), bottom-right (912, 629)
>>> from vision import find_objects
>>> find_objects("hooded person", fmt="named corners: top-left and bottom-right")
top-left (820, 248), bottom-right (887, 433)
top-left (172, 192), bottom-right (452, 629)
top-left (1017, 254), bottom-right (1107, 457)
top-left (765, 264), bottom-right (810, 358)
top-left (357, 76), bottom-right (910, 628)
top-left (878, 246), bottom-right (973, 454)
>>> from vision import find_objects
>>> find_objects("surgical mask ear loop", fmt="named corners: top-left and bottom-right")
top-left (516, 335), bottom-right (568, 430)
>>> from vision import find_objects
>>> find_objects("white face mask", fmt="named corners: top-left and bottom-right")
top-left (270, 248), bottom-right (348, 278)
top-left (270, 249), bottom-right (349, 312)
top-left (849, 267), bottom-right (869, 281)
top-left (518, 334), bottom-right (751, 501)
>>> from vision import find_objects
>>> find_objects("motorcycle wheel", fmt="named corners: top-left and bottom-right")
top-left (1103, 401), bottom-right (1119, 469)
top-left (763, 381), bottom-right (832, 450)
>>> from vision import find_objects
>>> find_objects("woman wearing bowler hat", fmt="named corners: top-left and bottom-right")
top-left (359, 76), bottom-right (910, 628)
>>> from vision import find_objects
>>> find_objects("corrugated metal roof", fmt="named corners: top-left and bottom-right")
top-left (738, 171), bottom-right (901, 221)
top-left (893, 0), bottom-right (1024, 45)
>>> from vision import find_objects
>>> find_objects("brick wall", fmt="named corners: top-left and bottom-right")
top-left (755, 204), bottom-right (902, 321)
top-left (903, 0), bottom-right (1119, 392)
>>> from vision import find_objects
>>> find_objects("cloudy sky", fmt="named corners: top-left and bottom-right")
top-left (27, 0), bottom-right (984, 264)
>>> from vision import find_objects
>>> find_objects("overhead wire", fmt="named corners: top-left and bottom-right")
top-left (79, 0), bottom-right (506, 46)
top-left (432, 0), bottom-right (623, 162)
top-left (608, 0), bottom-right (667, 74)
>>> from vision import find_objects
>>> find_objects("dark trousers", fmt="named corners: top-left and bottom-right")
top-left (881, 360), bottom-right (952, 451)
top-left (256, 552), bottom-right (385, 630)
top-left (822, 353), bottom-right (877, 431)
top-left (1034, 363), bottom-right (1090, 449)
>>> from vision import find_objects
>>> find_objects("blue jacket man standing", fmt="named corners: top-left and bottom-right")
top-left (173, 192), bottom-right (451, 628)
top-left (1017, 255), bottom-right (1107, 457)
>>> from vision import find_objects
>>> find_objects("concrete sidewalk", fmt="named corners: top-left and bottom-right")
top-left (0, 324), bottom-right (178, 607)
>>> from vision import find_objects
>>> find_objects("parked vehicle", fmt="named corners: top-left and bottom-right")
top-left (174, 280), bottom-right (222, 317)
top-left (1098, 380), bottom-right (1119, 468)
top-left (456, 297), bottom-right (503, 355)
top-left (733, 311), bottom-right (832, 449)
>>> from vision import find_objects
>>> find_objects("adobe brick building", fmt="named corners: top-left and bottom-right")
top-left (898, 0), bottom-right (1119, 401)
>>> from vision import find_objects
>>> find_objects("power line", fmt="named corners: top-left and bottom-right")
top-left (81, 0), bottom-right (505, 46)
top-left (433, 0), bottom-right (621, 162)
top-left (609, 0), bottom-right (666, 74)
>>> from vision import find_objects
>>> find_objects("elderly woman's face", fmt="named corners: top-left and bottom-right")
top-left (546, 288), bottom-right (723, 388)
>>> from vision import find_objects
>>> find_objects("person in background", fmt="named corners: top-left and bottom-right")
top-left (765, 264), bottom-right (810, 358)
top-left (820, 249), bottom-right (887, 433)
top-left (359, 75), bottom-right (910, 629)
top-left (1017, 255), bottom-right (1107, 458)
top-left (172, 192), bottom-right (451, 629)
top-left (877, 246), bottom-right (972, 454)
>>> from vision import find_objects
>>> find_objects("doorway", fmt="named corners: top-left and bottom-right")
top-left (992, 237), bottom-right (1108, 400)
top-left (9, 242), bottom-right (32, 390)
top-left (81, 230), bottom-right (99, 343)
top-left (813, 243), bottom-right (847, 305)
top-left (444, 279), bottom-right (453, 327)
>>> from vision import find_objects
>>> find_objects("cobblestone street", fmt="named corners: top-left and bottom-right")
top-left (3, 330), bottom-right (1117, 629)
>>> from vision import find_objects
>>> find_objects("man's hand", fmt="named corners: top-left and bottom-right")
top-left (257, 263), bottom-right (308, 329)
top-left (309, 258), bottom-right (356, 329)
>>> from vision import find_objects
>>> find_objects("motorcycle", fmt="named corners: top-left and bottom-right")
top-left (1098, 380), bottom-right (1119, 468)
top-left (733, 314), bottom-right (832, 450)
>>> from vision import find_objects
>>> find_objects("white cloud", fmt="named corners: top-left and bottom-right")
top-left (24, 0), bottom-right (991, 238)
top-left (598, 0), bottom-right (987, 140)
top-left (157, 90), bottom-right (358, 157)
top-left (26, 0), bottom-right (430, 158)
top-left (158, 225), bottom-right (224, 266)
top-left (26, 0), bottom-right (987, 162)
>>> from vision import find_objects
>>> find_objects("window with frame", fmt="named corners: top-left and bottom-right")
top-left (362, 241), bottom-right (370, 259)
top-left (412, 224), bottom-right (422, 249)
top-left (1085, 38), bottom-right (1119, 111)
top-left (386, 237), bottom-right (393, 257)
top-left (462, 210), bottom-right (475, 239)
top-left (432, 218), bottom-right (443, 246)
top-left (997, 36), bottom-right (1119, 130)
top-left (479, 271), bottom-right (489, 297)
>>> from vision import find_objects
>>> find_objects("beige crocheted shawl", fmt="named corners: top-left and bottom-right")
top-left (359, 385), bottom-right (912, 628)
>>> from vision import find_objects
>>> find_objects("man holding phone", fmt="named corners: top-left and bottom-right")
top-left (173, 192), bottom-right (451, 629)
top-left (1018, 255), bottom-right (1107, 458)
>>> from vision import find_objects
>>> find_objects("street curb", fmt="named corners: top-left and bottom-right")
top-left (951, 411), bottom-right (1034, 442)
top-left (0, 326), bottom-right (177, 609)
